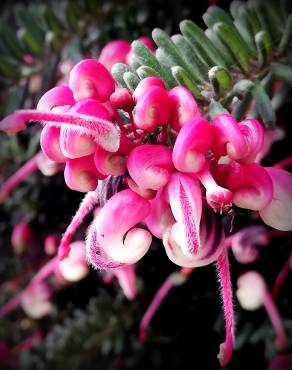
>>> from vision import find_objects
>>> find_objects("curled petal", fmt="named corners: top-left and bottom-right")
top-left (133, 86), bottom-right (171, 132)
top-left (94, 145), bottom-right (126, 176)
top-left (112, 264), bottom-right (137, 300)
top-left (127, 144), bottom-right (174, 192)
top-left (133, 77), bottom-right (165, 101)
top-left (259, 168), bottom-right (292, 231)
top-left (60, 99), bottom-right (110, 158)
top-left (226, 162), bottom-right (273, 211)
top-left (64, 155), bottom-right (104, 192)
top-left (237, 118), bottom-right (264, 164)
top-left (40, 126), bottom-right (68, 162)
top-left (58, 241), bottom-right (88, 282)
top-left (69, 59), bottom-right (115, 102)
top-left (36, 152), bottom-right (63, 176)
top-left (166, 173), bottom-right (202, 257)
top-left (172, 117), bottom-right (214, 173)
top-left (197, 165), bottom-right (233, 213)
top-left (236, 271), bottom-right (266, 310)
top-left (230, 226), bottom-right (269, 264)
top-left (36, 86), bottom-right (75, 112)
top-left (168, 86), bottom-right (200, 131)
top-left (163, 206), bottom-right (225, 267)
top-left (0, 110), bottom-right (120, 152)
top-left (212, 114), bottom-right (247, 160)
top-left (144, 188), bottom-right (175, 239)
top-left (87, 189), bottom-right (152, 264)
top-left (99, 40), bottom-right (131, 70)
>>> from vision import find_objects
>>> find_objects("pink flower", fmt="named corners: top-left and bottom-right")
top-left (11, 223), bottom-right (32, 255)
top-left (99, 40), bottom-right (131, 70)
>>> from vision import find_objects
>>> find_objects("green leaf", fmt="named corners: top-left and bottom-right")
top-left (123, 71), bottom-right (140, 92)
top-left (131, 40), bottom-right (176, 89)
top-left (203, 6), bottom-right (234, 28)
top-left (171, 66), bottom-right (202, 99)
top-left (272, 63), bottom-right (292, 85)
top-left (252, 82), bottom-right (276, 128)
top-left (17, 28), bottom-right (43, 56)
top-left (0, 55), bottom-right (21, 80)
top-left (255, 30), bottom-right (272, 66)
top-left (43, 8), bottom-right (63, 35)
top-left (278, 14), bottom-right (292, 54)
top-left (111, 63), bottom-right (131, 88)
top-left (208, 100), bottom-right (228, 119)
top-left (180, 20), bottom-right (227, 68)
top-left (136, 65), bottom-right (160, 79)
top-left (171, 34), bottom-right (209, 82)
top-left (213, 22), bottom-right (251, 73)
top-left (152, 28), bottom-right (203, 84)
top-left (208, 66), bottom-right (233, 97)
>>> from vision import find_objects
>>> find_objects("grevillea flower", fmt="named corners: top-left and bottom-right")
top-left (172, 117), bottom-right (214, 173)
top-left (226, 226), bottom-right (269, 264)
top-left (110, 264), bottom-right (137, 300)
top-left (99, 40), bottom-right (131, 70)
top-left (127, 144), bottom-right (174, 192)
top-left (11, 223), bottom-right (32, 255)
top-left (236, 271), bottom-right (287, 350)
top-left (132, 77), bottom-right (166, 101)
top-left (86, 189), bottom-right (152, 265)
top-left (133, 86), bottom-right (171, 132)
top-left (69, 59), bottom-right (115, 102)
top-left (259, 167), bottom-right (292, 231)
top-left (168, 86), bottom-right (201, 131)
top-left (20, 282), bottom-right (53, 319)
top-left (226, 162), bottom-right (273, 211)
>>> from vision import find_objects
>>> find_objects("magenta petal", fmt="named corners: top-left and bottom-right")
top-left (99, 40), bottom-right (131, 70)
top-left (127, 144), bottom-right (174, 192)
top-left (168, 86), bottom-right (200, 131)
top-left (87, 189), bottom-right (152, 264)
top-left (36, 86), bottom-right (75, 112)
top-left (69, 59), bottom-right (115, 102)
top-left (259, 167), bottom-right (292, 231)
top-left (172, 117), bottom-right (214, 173)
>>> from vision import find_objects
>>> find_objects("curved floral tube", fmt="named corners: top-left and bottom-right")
top-left (58, 187), bottom-right (99, 260)
top-left (226, 226), bottom-right (269, 264)
top-left (212, 114), bottom-right (247, 160)
top-left (127, 144), bottom-right (174, 192)
top-left (237, 271), bottom-right (287, 350)
top-left (163, 199), bottom-right (225, 267)
top-left (0, 152), bottom-right (42, 203)
top-left (0, 110), bottom-right (120, 153)
top-left (98, 40), bottom-right (131, 70)
top-left (64, 155), bottom-right (104, 192)
top-left (11, 223), bottom-right (32, 255)
top-left (59, 99), bottom-right (111, 159)
top-left (172, 117), bottom-right (214, 173)
top-left (86, 189), bottom-right (152, 264)
top-left (196, 165), bottom-right (233, 213)
top-left (110, 87), bottom-right (134, 112)
top-left (57, 241), bottom-right (89, 282)
top-left (40, 125), bottom-right (68, 162)
top-left (144, 188), bottom-right (175, 239)
top-left (69, 59), bottom-right (115, 102)
top-left (237, 118), bottom-right (264, 164)
top-left (133, 86), bottom-right (171, 132)
top-left (133, 77), bottom-right (166, 101)
top-left (94, 145), bottom-right (126, 176)
top-left (168, 86), bottom-right (200, 131)
top-left (36, 85), bottom-right (75, 112)
top-left (259, 167), bottom-right (292, 231)
top-left (111, 264), bottom-right (137, 300)
top-left (226, 162), bottom-right (273, 211)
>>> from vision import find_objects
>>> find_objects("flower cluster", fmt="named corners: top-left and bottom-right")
top-left (1, 38), bottom-right (292, 365)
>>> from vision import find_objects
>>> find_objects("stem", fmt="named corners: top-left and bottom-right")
top-left (216, 249), bottom-right (234, 367)
top-left (274, 156), bottom-right (292, 169)
top-left (139, 268), bottom-right (193, 341)
top-left (263, 288), bottom-right (287, 350)
top-left (0, 152), bottom-right (42, 203)
top-left (0, 292), bottom-right (23, 318)
top-left (139, 276), bottom-right (174, 341)
top-left (272, 261), bottom-right (291, 299)
top-left (58, 187), bottom-right (99, 260)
